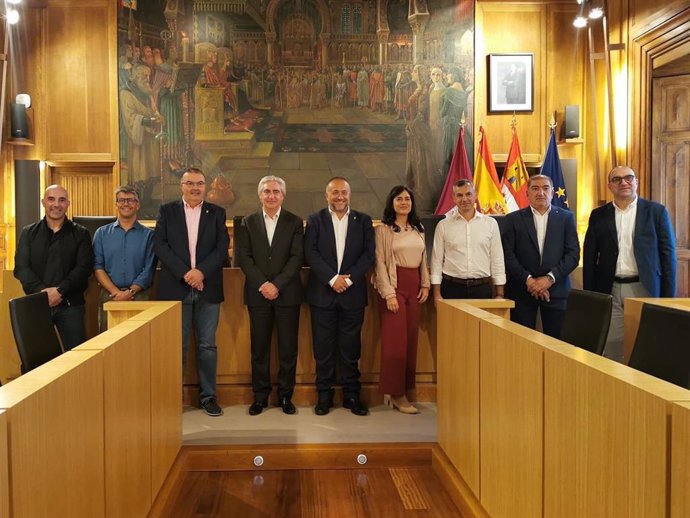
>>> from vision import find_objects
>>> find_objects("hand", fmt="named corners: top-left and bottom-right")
top-left (532, 289), bottom-right (550, 302)
top-left (417, 287), bottom-right (429, 304)
top-left (386, 296), bottom-right (399, 313)
top-left (259, 282), bottom-right (279, 300)
top-left (42, 287), bottom-right (62, 308)
top-left (331, 274), bottom-right (351, 293)
top-left (111, 290), bottom-right (133, 301)
top-left (184, 269), bottom-right (205, 290)
top-left (526, 276), bottom-right (552, 297)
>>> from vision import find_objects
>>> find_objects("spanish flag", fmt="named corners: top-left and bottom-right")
top-left (501, 127), bottom-right (530, 211)
top-left (474, 127), bottom-right (508, 215)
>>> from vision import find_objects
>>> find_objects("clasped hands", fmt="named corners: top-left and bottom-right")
top-left (41, 287), bottom-right (62, 307)
top-left (184, 268), bottom-right (205, 291)
top-left (259, 281), bottom-right (279, 300)
top-left (332, 274), bottom-right (351, 294)
top-left (386, 287), bottom-right (429, 313)
top-left (526, 275), bottom-right (554, 301)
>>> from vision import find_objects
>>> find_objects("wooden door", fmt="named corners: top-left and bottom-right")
top-left (651, 74), bottom-right (690, 297)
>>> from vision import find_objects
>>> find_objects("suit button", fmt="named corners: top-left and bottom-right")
top-left (268, 256), bottom-right (272, 260)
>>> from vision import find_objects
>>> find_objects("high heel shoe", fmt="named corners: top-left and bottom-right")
top-left (384, 394), bottom-right (419, 414)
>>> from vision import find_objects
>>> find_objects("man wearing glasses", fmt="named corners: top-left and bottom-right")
top-left (93, 186), bottom-right (156, 332)
top-left (154, 168), bottom-right (229, 416)
top-left (583, 165), bottom-right (677, 362)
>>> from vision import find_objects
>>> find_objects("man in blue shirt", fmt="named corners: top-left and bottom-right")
top-left (93, 186), bottom-right (156, 332)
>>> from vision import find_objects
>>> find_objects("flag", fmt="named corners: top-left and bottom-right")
top-left (474, 127), bottom-right (508, 215)
top-left (541, 128), bottom-right (569, 209)
top-left (501, 127), bottom-right (530, 212)
top-left (434, 125), bottom-right (473, 215)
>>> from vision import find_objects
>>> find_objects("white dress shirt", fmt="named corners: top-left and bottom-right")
top-left (263, 208), bottom-right (281, 246)
top-left (430, 210), bottom-right (506, 285)
top-left (329, 207), bottom-right (353, 287)
top-left (613, 196), bottom-right (639, 277)
top-left (531, 206), bottom-right (551, 257)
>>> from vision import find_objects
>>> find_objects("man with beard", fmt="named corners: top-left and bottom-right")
top-left (119, 64), bottom-right (162, 184)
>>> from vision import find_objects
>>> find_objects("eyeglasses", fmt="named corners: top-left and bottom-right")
top-left (116, 198), bottom-right (139, 205)
top-left (609, 175), bottom-right (636, 185)
top-left (181, 181), bottom-right (206, 187)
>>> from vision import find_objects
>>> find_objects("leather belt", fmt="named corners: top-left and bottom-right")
top-left (614, 276), bottom-right (640, 284)
top-left (442, 274), bottom-right (492, 287)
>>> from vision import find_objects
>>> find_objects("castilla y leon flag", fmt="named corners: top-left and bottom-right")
top-left (434, 125), bottom-right (473, 215)
top-left (474, 126), bottom-right (508, 215)
top-left (501, 127), bottom-right (530, 212)
top-left (541, 127), bottom-right (569, 209)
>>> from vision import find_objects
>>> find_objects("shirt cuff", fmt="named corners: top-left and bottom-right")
top-left (328, 275), bottom-right (338, 287)
top-left (345, 277), bottom-right (353, 287)
top-left (548, 272), bottom-right (556, 283)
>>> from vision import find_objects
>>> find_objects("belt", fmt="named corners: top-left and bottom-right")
top-left (442, 274), bottom-right (492, 287)
top-left (614, 276), bottom-right (640, 284)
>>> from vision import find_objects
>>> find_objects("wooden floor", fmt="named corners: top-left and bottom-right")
top-left (161, 467), bottom-right (464, 517)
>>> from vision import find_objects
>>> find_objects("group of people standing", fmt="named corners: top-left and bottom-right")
top-left (13, 163), bottom-right (676, 418)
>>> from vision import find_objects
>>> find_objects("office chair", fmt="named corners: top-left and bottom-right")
top-left (9, 292), bottom-right (64, 373)
top-left (559, 289), bottom-right (613, 355)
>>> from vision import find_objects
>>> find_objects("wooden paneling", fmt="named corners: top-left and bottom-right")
top-left (75, 321), bottom-right (153, 518)
top-left (47, 162), bottom-right (116, 217)
top-left (543, 343), bottom-right (679, 518)
top-left (0, 350), bottom-right (105, 518)
top-left (479, 319), bottom-right (543, 518)
top-left (671, 401), bottom-right (690, 518)
top-left (0, 410), bottom-right (8, 518)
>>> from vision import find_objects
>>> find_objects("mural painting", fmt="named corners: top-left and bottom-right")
top-left (117, 0), bottom-right (475, 219)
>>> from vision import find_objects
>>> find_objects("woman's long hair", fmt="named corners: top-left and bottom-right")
top-left (381, 185), bottom-right (424, 233)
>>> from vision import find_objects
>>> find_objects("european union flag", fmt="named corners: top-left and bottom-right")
top-left (540, 128), bottom-right (569, 209)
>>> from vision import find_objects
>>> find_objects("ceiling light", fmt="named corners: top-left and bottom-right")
top-left (589, 7), bottom-right (604, 19)
top-left (7, 0), bottom-right (22, 4)
top-left (573, 16), bottom-right (587, 28)
top-left (6, 9), bottom-right (20, 24)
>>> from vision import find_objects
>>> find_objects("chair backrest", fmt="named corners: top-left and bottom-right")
top-left (629, 303), bottom-right (690, 389)
top-left (559, 289), bottom-right (613, 355)
top-left (9, 292), bottom-right (64, 373)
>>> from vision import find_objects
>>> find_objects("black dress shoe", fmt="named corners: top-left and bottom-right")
top-left (343, 397), bottom-right (368, 416)
top-left (279, 397), bottom-right (296, 415)
top-left (314, 390), bottom-right (334, 416)
top-left (248, 399), bottom-right (268, 416)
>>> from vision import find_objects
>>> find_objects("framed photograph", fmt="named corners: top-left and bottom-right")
top-left (488, 53), bottom-right (534, 113)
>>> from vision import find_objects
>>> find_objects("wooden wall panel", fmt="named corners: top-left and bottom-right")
top-left (671, 401), bottom-right (690, 518)
top-left (47, 162), bottom-right (116, 216)
top-left (479, 319), bottom-right (543, 518)
top-left (44, 4), bottom-right (116, 159)
top-left (0, 410), bottom-right (8, 518)
top-left (0, 350), bottom-right (105, 518)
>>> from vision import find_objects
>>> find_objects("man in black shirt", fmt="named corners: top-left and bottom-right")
top-left (14, 185), bottom-right (94, 350)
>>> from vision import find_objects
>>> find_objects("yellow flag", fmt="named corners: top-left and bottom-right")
top-left (474, 127), bottom-right (508, 214)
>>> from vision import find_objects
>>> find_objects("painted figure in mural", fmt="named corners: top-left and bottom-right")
top-left (200, 50), bottom-right (237, 113)
top-left (428, 67), bottom-right (446, 174)
top-left (118, 42), bottom-right (134, 90)
top-left (369, 66), bottom-right (385, 112)
top-left (405, 64), bottom-right (440, 214)
top-left (384, 64), bottom-right (396, 114)
top-left (334, 73), bottom-right (347, 107)
top-left (119, 64), bottom-right (162, 185)
top-left (356, 66), bottom-right (369, 107)
top-left (396, 66), bottom-right (415, 120)
top-left (157, 46), bottom-right (185, 164)
top-left (287, 72), bottom-right (301, 108)
top-left (348, 67), bottom-right (358, 107)
top-left (440, 66), bottom-right (468, 178)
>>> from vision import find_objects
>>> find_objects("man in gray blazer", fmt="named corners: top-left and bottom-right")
top-left (235, 176), bottom-right (304, 415)
top-left (583, 165), bottom-right (676, 362)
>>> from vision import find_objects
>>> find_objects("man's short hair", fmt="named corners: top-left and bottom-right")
top-left (183, 167), bottom-right (206, 179)
top-left (257, 175), bottom-right (286, 196)
top-left (326, 176), bottom-right (350, 189)
top-left (453, 179), bottom-right (475, 190)
top-left (114, 186), bottom-right (139, 199)
top-left (527, 174), bottom-right (553, 188)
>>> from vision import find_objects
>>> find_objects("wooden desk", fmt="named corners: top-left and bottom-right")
top-left (672, 401), bottom-right (690, 518)
top-left (0, 410), bottom-right (8, 518)
top-left (623, 298), bottom-right (690, 362)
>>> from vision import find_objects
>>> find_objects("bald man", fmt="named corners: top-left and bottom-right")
top-left (583, 166), bottom-right (677, 362)
top-left (15, 185), bottom-right (94, 350)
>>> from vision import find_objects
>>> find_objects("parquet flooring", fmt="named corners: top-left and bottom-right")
top-left (161, 467), bottom-right (463, 517)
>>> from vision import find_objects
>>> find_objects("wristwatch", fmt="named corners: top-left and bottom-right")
top-left (56, 287), bottom-right (64, 296)
top-left (128, 288), bottom-right (136, 296)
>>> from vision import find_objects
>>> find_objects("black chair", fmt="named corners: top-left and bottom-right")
top-left (9, 292), bottom-right (64, 373)
top-left (559, 289), bottom-right (613, 355)
top-left (628, 303), bottom-right (690, 389)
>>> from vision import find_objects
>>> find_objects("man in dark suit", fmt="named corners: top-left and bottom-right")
top-left (502, 174), bottom-right (580, 338)
top-left (305, 177), bottom-right (375, 416)
top-left (583, 165), bottom-right (676, 362)
top-left (154, 167), bottom-right (229, 417)
top-left (235, 176), bottom-right (304, 416)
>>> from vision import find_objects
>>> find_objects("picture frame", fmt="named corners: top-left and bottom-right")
top-left (487, 53), bottom-right (534, 113)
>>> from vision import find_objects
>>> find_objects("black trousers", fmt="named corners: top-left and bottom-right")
top-left (310, 304), bottom-right (365, 399)
top-left (511, 296), bottom-right (567, 338)
top-left (440, 278), bottom-right (492, 299)
top-left (248, 304), bottom-right (300, 400)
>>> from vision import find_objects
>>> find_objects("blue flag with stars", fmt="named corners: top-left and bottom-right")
top-left (540, 128), bottom-right (569, 209)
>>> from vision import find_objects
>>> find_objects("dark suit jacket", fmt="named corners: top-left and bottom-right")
top-left (154, 200), bottom-right (229, 303)
top-left (583, 197), bottom-right (676, 297)
top-left (502, 206), bottom-right (580, 300)
top-left (235, 209), bottom-right (304, 307)
top-left (304, 208), bottom-right (375, 309)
